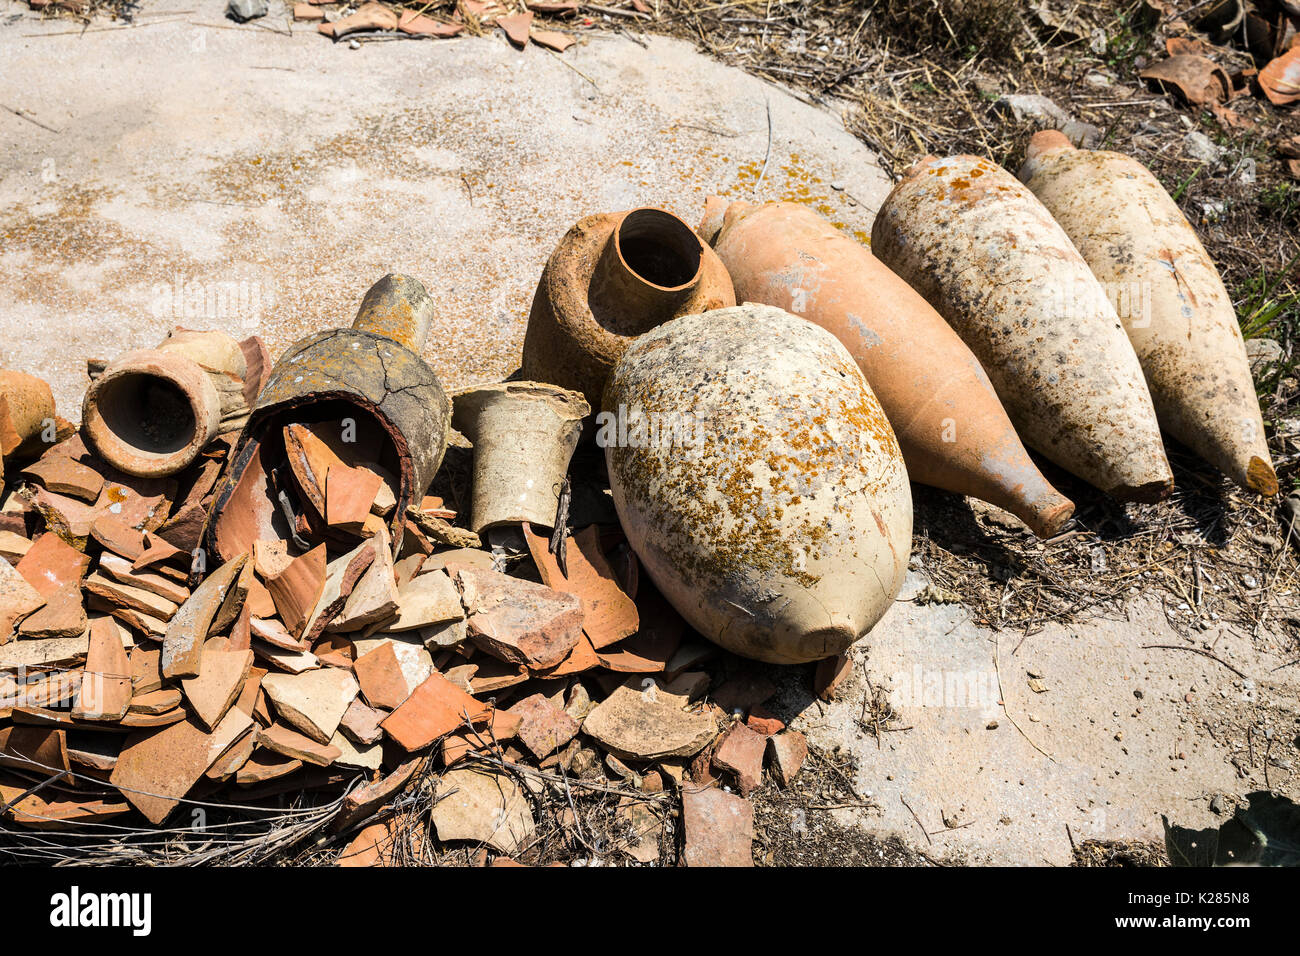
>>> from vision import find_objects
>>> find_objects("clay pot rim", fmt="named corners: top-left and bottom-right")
top-left (613, 207), bottom-right (705, 294)
top-left (82, 347), bottom-right (217, 479)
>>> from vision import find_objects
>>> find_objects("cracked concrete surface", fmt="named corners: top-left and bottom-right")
top-left (767, 568), bottom-right (1300, 865)
top-left (0, 0), bottom-right (888, 419)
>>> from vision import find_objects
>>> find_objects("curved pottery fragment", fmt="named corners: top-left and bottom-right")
top-left (521, 207), bottom-right (736, 410)
top-left (701, 197), bottom-right (1074, 537)
top-left (871, 154), bottom-right (1173, 502)
top-left (1020, 131), bottom-right (1276, 496)
top-left (603, 303), bottom-right (912, 665)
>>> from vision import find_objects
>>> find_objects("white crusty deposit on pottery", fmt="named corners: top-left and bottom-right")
top-left (602, 303), bottom-right (911, 665)
top-left (871, 154), bottom-right (1173, 502)
top-left (1019, 133), bottom-right (1276, 496)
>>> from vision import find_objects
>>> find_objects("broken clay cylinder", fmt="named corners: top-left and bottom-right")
top-left (700, 197), bottom-right (1075, 537)
top-left (0, 370), bottom-right (56, 464)
top-left (452, 381), bottom-right (590, 534)
top-left (82, 330), bottom-right (248, 478)
top-left (204, 274), bottom-right (451, 561)
top-left (871, 154), bottom-right (1174, 502)
top-left (604, 303), bottom-right (912, 665)
top-left (521, 207), bottom-right (736, 410)
top-left (1020, 131), bottom-right (1277, 496)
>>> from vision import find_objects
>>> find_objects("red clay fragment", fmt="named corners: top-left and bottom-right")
top-left (498, 11), bottom-right (533, 47)
top-left (1140, 54), bottom-right (1232, 105)
top-left (1260, 45), bottom-right (1300, 106)
top-left (381, 672), bottom-right (492, 751)
top-left (531, 29), bottom-right (575, 51)
top-left (398, 10), bottom-right (464, 35)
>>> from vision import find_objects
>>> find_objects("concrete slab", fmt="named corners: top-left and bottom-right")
top-left (0, 0), bottom-right (890, 419)
top-left (773, 569), bottom-right (1300, 865)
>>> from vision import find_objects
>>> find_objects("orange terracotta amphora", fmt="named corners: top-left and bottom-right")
top-left (699, 197), bottom-right (1075, 537)
top-left (521, 207), bottom-right (736, 411)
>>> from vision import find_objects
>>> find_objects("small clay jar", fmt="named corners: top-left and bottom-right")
top-left (82, 330), bottom-right (246, 478)
top-left (521, 207), bottom-right (736, 411)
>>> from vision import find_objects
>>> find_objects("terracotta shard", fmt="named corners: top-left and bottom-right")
top-left (326, 463), bottom-right (384, 535)
top-left (498, 11), bottom-right (533, 46)
top-left (181, 638), bottom-right (254, 730)
top-left (1259, 45), bottom-right (1300, 106)
top-left (506, 692), bottom-right (580, 759)
top-left (129, 688), bottom-right (183, 715)
top-left (331, 529), bottom-right (399, 631)
top-left (335, 757), bottom-right (424, 830)
top-left (70, 617), bottom-right (133, 721)
top-left (265, 543), bottom-right (327, 638)
top-left (1139, 54), bottom-right (1232, 105)
top-left (83, 573), bottom-right (178, 622)
top-left (339, 696), bottom-right (386, 746)
top-left (235, 754), bottom-right (302, 785)
top-left (0, 556), bottom-right (45, 642)
top-left (0, 782), bottom-right (129, 830)
top-left (455, 567), bottom-right (582, 668)
top-left (162, 553), bottom-right (248, 679)
top-left (681, 785), bottom-right (754, 867)
top-left (98, 552), bottom-right (190, 605)
top-left (133, 532), bottom-right (187, 571)
top-left (0, 726), bottom-right (70, 775)
top-left (260, 668), bottom-right (358, 744)
top-left (257, 723), bottom-right (341, 767)
top-left (429, 767), bottom-right (534, 854)
top-left (91, 515), bottom-right (145, 560)
top-left (0, 530), bottom-right (31, 564)
top-left (711, 721), bottom-right (765, 796)
top-left (16, 533), bottom-right (90, 597)
top-left (109, 709), bottom-right (253, 824)
top-left (397, 9), bottom-right (463, 35)
top-left (523, 523), bottom-right (637, 648)
top-left (17, 585), bottom-right (87, 639)
top-left (338, 819), bottom-right (399, 866)
top-left (21, 453), bottom-right (105, 502)
top-left (530, 29), bottom-right (574, 51)
top-left (767, 730), bottom-right (807, 787)
top-left (318, 1), bottom-right (399, 38)
top-left (532, 633), bottom-right (600, 678)
top-left (581, 678), bottom-right (717, 760)
top-left (389, 568), bottom-right (463, 631)
top-left (354, 641), bottom-right (423, 710)
top-left (381, 671), bottom-right (492, 751)
top-left (299, 540), bottom-right (376, 643)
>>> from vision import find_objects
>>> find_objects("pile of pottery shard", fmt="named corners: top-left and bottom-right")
top-left (0, 132), bottom-right (1275, 864)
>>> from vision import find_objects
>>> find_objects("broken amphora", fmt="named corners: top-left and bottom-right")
top-left (1020, 130), bottom-right (1277, 496)
top-left (0, 369), bottom-right (56, 470)
top-left (203, 274), bottom-right (451, 561)
top-left (521, 207), bottom-right (735, 411)
top-left (871, 154), bottom-right (1174, 502)
top-left (603, 303), bottom-right (912, 665)
top-left (699, 197), bottom-right (1075, 537)
top-left (451, 382), bottom-right (589, 534)
top-left (82, 330), bottom-right (247, 478)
